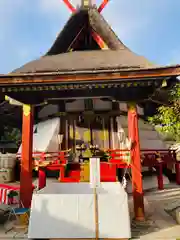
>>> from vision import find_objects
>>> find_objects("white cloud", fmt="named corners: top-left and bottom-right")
top-left (102, 0), bottom-right (172, 42)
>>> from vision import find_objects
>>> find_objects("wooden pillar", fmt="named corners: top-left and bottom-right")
top-left (110, 117), bottom-right (114, 149)
top-left (128, 103), bottom-right (145, 221)
top-left (175, 162), bottom-right (180, 185)
top-left (20, 104), bottom-right (33, 208)
top-left (157, 163), bottom-right (164, 190)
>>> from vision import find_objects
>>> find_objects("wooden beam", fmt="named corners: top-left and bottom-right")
top-left (98, 0), bottom-right (109, 12)
top-left (5, 95), bottom-right (23, 106)
top-left (128, 103), bottom-right (145, 221)
top-left (0, 66), bottom-right (180, 84)
top-left (20, 104), bottom-right (33, 208)
top-left (67, 25), bottom-right (85, 51)
top-left (62, 0), bottom-right (76, 12)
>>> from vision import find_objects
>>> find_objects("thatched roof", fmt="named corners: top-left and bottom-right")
top-left (46, 6), bottom-right (124, 54)
top-left (14, 6), bottom-right (156, 74)
top-left (14, 50), bottom-right (155, 74)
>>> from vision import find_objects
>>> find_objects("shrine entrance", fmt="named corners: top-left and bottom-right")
top-left (0, 0), bottom-right (180, 223)
top-left (61, 113), bottom-right (118, 152)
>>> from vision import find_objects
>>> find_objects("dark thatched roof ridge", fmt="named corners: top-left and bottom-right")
top-left (88, 7), bottom-right (126, 50)
top-left (13, 6), bottom-right (157, 74)
top-left (45, 6), bottom-right (125, 55)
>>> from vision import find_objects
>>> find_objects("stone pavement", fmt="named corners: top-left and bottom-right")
top-left (129, 183), bottom-right (180, 239)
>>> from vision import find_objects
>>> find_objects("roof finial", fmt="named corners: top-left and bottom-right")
top-left (62, 0), bottom-right (109, 13)
top-left (81, 0), bottom-right (92, 8)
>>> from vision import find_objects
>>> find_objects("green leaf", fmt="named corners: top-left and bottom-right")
top-left (148, 83), bottom-right (180, 142)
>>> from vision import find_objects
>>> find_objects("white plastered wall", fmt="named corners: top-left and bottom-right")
top-left (18, 118), bottom-right (60, 153)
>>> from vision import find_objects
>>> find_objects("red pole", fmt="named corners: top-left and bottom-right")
top-left (91, 31), bottom-right (108, 49)
top-left (157, 163), bottom-right (164, 190)
top-left (98, 0), bottom-right (109, 12)
top-left (128, 103), bottom-right (145, 221)
top-left (172, 150), bottom-right (180, 185)
top-left (59, 166), bottom-right (65, 181)
top-left (38, 168), bottom-right (46, 189)
top-left (62, 0), bottom-right (76, 12)
top-left (20, 104), bottom-right (33, 208)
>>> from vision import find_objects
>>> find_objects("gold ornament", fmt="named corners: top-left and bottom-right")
top-left (23, 104), bottom-right (31, 117)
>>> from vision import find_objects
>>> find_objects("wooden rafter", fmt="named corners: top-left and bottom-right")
top-left (1, 66), bottom-right (180, 84)
top-left (67, 25), bottom-right (86, 51)
top-left (98, 0), bottom-right (109, 12)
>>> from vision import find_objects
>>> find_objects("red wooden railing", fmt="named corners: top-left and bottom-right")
top-left (17, 149), bottom-right (180, 190)
top-left (108, 149), bottom-right (179, 190)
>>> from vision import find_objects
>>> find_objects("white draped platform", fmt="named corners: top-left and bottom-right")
top-left (28, 182), bottom-right (131, 239)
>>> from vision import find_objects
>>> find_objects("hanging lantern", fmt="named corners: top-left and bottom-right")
top-left (117, 129), bottom-right (125, 143)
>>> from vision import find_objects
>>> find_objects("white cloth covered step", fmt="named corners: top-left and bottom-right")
top-left (28, 182), bottom-right (131, 239)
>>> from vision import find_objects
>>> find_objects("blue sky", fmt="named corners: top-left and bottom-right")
top-left (0, 0), bottom-right (180, 74)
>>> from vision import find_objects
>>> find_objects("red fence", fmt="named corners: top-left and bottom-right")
top-left (108, 149), bottom-right (180, 189)
top-left (17, 149), bottom-right (180, 190)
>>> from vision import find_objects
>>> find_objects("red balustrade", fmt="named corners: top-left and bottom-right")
top-left (17, 149), bottom-right (180, 190)
top-left (108, 149), bottom-right (179, 190)
top-left (100, 163), bottom-right (117, 182)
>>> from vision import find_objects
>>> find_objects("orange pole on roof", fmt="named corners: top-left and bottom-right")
top-left (62, 0), bottom-right (76, 12)
top-left (91, 31), bottom-right (108, 49)
top-left (98, 0), bottom-right (109, 12)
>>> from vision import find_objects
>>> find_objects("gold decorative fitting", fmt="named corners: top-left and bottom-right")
top-left (128, 103), bottom-right (136, 111)
top-left (23, 104), bottom-right (31, 117)
top-left (5, 95), bottom-right (9, 101)
top-left (162, 79), bottom-right (167, 87)
top-left (83, 0), bottom-right (89, 6)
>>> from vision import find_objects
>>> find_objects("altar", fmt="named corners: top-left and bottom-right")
top-left (28, 182), bottom-right (131, 239)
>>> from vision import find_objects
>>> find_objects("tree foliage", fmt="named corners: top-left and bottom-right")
top-left (148, 83), bottom-right (180, 142)
top-left (1, 126), bottom-right (21, 147)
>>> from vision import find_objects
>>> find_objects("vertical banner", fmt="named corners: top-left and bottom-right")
top-left (89, 158), bottom-right (101, 188)
top-left (90, 157), bottom-right (100, 240)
